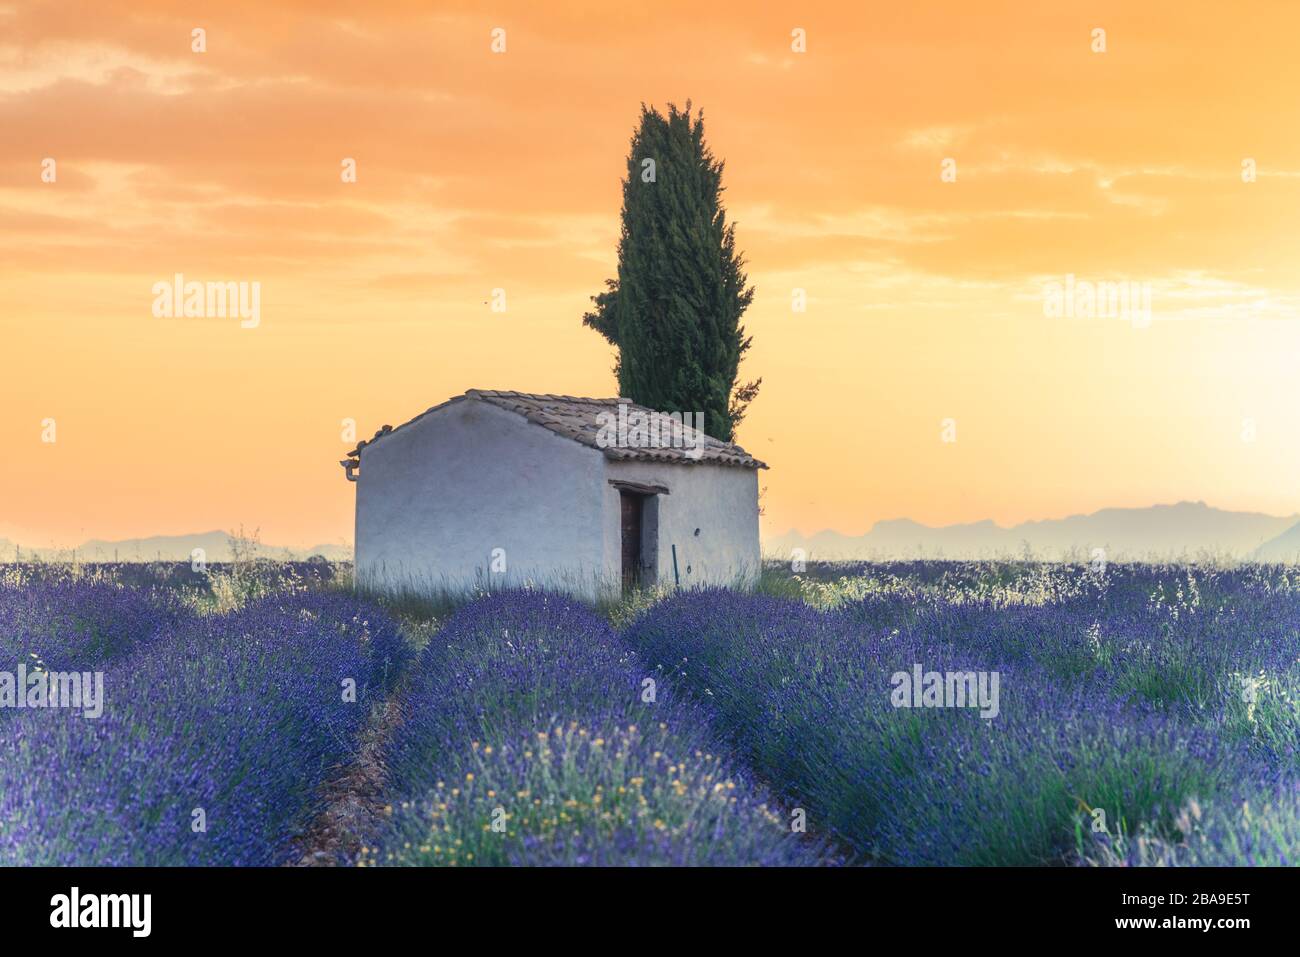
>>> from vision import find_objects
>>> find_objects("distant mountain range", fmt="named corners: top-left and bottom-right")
top-left (768, 502), bottom-right (1300, 562)
top-left (0, 531), bottom-right (351, 563)
top-left (7, 501), bottom-right (1300, 564)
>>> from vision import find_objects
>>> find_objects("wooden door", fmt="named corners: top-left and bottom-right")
top-left (620, 491), bottom-right (643, 589)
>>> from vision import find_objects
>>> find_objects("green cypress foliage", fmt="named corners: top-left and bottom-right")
top-left (583, 102), bottom-right (760, 442)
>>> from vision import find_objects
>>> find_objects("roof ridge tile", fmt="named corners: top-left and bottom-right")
top-left (340, 388), bottom-right (767, 470)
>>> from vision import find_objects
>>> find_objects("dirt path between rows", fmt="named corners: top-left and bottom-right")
top-left (291, 692), bottom-right (406, 866)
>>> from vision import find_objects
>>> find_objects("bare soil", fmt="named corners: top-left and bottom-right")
top-left (291, 693), bottom-right (406, 866)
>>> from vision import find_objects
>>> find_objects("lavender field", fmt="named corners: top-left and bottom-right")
top-left (2, 560), bottom-right (1297, 866)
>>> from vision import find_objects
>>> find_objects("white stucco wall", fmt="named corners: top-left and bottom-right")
top-left (602, 459), bottom-right (762, 589)
top-left (353, 396), bottom-right (763, 599)
top-left (355, 398), bottom-right (609, 598)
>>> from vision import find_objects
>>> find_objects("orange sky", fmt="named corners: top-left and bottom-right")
top-left (4, 0), bottom-right (1300, 550)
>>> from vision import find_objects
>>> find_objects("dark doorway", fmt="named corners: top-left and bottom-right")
top-left (620, 490), bottom-right (644, 589)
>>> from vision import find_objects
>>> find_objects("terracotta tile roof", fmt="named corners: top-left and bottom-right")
top-left (340, 389), bottom-right (767, 471)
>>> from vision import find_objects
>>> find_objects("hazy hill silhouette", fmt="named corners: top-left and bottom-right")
top-left (769, 501), bottom-right (1300, 561)
top-left (3, 531), bottom-right (350, 563)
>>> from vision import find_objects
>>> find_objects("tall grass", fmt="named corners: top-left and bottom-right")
top-left (1082, 784), bottom-right (1300, 866)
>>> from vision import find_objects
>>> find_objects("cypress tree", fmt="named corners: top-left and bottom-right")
top-left (583, 102), bottom-right (759, 442)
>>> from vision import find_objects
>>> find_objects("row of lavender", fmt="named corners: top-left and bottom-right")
top-left (5, 563), bottom-right (1297, 866)
top-left (623, 564), bottom-right (1300, 865)
top-left (0, 577), bottom-right (408, 864)
top-left (367, 592), bottom-right (825, 865)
